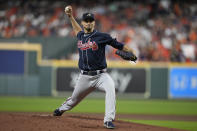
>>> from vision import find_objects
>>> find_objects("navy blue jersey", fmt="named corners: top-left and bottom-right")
top-left (77, 30), bottom-right (124, 71)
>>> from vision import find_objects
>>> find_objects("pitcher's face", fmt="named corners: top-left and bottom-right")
top-left (81, 20), bottom-right (95, 32)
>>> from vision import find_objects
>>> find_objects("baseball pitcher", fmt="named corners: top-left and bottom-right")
top-left (53, 5), bottom-right (137, 129)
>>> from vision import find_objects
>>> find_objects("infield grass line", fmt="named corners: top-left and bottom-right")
top-left (121, 119), bottom-right (197, 131)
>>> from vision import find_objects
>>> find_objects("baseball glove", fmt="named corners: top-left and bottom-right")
top-left (115, 50), bottom-right (137, 62)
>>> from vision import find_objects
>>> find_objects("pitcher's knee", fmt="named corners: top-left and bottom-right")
top-left (106, 86), bottom-right (115, 97)
top-left (107, 83), bottom-right (115, 93)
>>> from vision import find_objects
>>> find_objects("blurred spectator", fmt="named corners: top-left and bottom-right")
top-left (0, 0), bottom-right (196, 62)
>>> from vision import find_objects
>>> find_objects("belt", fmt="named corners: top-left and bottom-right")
top-left (81, 69), bottom-right (106, 76)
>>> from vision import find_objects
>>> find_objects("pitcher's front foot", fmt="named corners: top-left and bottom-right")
top-left (53, 108), bottom-right (64, 116)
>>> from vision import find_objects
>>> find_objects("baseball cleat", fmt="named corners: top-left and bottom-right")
top-left (104, 121), bottom-right (115, 129)
top-left (53, 108), bottom-right (64, 116)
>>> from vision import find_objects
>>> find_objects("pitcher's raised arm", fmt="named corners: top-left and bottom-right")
top-left (65, 5), bottom-right (82, 36)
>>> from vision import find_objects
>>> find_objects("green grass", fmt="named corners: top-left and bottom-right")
top-left (0, 96), bottom-right (197, 115)
top-left (1, 96), bottom-right (197, 130)
top-left (123, 119), bottom-right (197, 131)
top-left (116, 99), bottom-right (197, 115)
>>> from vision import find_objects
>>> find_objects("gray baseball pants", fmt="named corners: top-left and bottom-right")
top-left (59, 72), bottom-right (116, 123)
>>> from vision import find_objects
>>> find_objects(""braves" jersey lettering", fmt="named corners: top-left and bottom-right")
top-left (78, 39), bottom-right (98, 51)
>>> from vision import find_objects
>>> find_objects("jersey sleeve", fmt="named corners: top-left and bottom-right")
top-left (77, 31), bottom-right (84, 40)
top-left (103, 34), bottom-right (124, 50)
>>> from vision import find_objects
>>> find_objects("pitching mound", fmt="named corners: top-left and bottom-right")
top-left (0, 112), bottom-right (185, 131)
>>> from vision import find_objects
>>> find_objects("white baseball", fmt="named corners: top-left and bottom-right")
top-left (65, 7), bottom-right (70, 12)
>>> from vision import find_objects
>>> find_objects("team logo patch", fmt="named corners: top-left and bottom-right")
top-left (78, 39), bottom-right (98, 51)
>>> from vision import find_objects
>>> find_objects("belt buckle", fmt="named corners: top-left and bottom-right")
top-left (88, 71), bottom-right (92, 75)
top-left (90, 71), bottom-right (97, 76)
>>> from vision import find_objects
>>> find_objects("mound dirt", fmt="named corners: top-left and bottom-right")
top-left (0, 112), bottom-right (187, 131)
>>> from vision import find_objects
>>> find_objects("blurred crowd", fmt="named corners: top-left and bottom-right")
top-left (0, 0), bottom-right (196, 62)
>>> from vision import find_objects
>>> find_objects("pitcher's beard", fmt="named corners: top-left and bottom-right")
top-left (85, 27), bottom-right (92, 33)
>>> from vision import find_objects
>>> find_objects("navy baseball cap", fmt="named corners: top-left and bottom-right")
top-left (82, 13), bottom-right (95, 22)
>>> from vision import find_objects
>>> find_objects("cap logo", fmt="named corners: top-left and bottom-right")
top-left (87, 14), bottom-right (91, 16)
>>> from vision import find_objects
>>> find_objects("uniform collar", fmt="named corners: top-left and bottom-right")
top-left (84, 30), bottom-right (96, 37)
